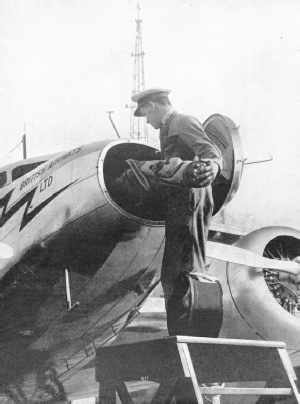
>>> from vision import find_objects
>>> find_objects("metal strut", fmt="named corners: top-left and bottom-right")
top-left (107, 111), bottom-right (120, 138)
top-left (65, 267), bottom-right (79, 312)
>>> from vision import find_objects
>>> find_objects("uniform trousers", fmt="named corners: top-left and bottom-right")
top-left (161, 185), bottom-right (214, 304)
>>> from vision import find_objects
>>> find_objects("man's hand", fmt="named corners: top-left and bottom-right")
top-left (198, 158), bottom-right (219, 187)
top-left (183, 159), bottom-right (219, 188)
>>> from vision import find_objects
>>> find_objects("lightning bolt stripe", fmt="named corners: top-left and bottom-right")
top-left (0, 180), bottom-right (78, 232)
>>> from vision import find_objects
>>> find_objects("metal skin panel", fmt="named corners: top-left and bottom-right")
top-left (0, 139), bottom-right (165, 402)
top-left (0, 142), bottom-right (105, 277)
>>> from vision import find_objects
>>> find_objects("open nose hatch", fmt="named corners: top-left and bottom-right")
top-left (101, 114), bottom-right (243, 223)
top-left (101, 141), bottom-right (165, 224)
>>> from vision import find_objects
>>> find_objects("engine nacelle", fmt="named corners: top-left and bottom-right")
top-left (208, 226), bottom-right (300, 369)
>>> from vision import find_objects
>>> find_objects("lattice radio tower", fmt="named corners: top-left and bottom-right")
top-left (128, 3), bottom-right (148, 142)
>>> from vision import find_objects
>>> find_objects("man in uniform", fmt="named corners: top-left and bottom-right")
top-left (120, 88), bottom-right (223, 304)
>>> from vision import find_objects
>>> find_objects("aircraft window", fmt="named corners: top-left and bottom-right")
top-left (12, 161), bottom-right (46, 181)
top-left (0, 171), bottom-right (7, 188)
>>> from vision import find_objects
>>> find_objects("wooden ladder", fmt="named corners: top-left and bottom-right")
top-left (95, 336), bottom-right (300, 403)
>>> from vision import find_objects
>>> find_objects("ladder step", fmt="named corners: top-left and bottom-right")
top-left (199, 387), bottom-right (293, 396)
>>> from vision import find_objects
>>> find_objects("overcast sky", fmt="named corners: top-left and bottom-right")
top-left (1, 0), bottom-right (300, 230)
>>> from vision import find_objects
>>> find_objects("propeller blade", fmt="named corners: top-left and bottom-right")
top-left (0, 242), bottom-right (13, 259)
top-left (207, 241), bottom-right (300, 276)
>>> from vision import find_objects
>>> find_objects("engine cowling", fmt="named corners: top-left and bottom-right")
top-left (208, 226), bottom-right (300, 369)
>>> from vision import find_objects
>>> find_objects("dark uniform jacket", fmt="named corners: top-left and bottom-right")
top-left (160, 111), bottom-right (222, 169)
top-left (159, 111), bottom-right (223, 303)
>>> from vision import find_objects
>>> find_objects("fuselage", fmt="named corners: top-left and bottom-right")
top-left (0, 139), bottom-right (166, 402)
